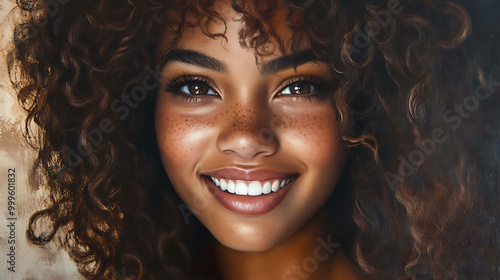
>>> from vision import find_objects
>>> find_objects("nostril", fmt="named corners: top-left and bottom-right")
top-left (217, 126), bottom-right (278, 160)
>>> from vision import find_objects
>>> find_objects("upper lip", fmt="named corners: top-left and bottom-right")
top-left (202, 167), bottom-right (297, 181)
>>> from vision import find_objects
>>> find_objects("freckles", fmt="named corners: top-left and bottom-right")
top-left (157, 113), bottom-right (199, 159)
top-left (283, 113), bottom-right (334, 137)
top-left (268, 114), bottom-right (284, 129)
top-left (156, 113), bottom-right (190, 159)
top-left (156, 110), bottom-right (223, 160)
top-left (230, 102), bottom-right (257, 130)
top-left (279, 110), bottom-right (339, 155)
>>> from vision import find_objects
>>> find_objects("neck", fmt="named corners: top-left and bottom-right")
top-left (197, 208), bottom-right (364, 280)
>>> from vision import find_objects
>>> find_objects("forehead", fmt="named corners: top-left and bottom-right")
top-left (156, 0), bottom-right (310, 60)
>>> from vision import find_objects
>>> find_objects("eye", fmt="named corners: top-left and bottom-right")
top-left (163, 76), bottom-right (220, 101)
top-left (179, 80), bottom-right (217, 96)
top-left (274, 76), bottom-right (329, 103)
top-left (280, 81), bottom-right (316, 95)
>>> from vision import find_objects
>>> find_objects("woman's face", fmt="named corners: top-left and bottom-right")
top-left (155, 2), bottom-right (347, 251)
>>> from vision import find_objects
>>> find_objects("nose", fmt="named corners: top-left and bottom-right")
top-left (216, 102), bottom-right (278, 160)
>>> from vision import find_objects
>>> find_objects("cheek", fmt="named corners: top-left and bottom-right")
top-left (278, 109), bottom-right (344, 166)
top-left (154, 103), bottom-right (226, 173)
top-left (155, 110), bottom-right (209, 170)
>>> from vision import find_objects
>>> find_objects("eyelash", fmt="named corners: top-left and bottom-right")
top-left (164, 75), bottom-right (215, 103)
top-left (275, 75), bottom-right (325, 102)
top-left (163, 75), bottom-right (325, 103)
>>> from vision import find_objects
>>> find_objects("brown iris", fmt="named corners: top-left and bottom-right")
top-left (287, 81), bottom-right (313, 94)
top-left (187, 81), bottom-right (210, 95)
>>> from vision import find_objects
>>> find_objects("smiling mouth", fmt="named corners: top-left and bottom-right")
top-left (207, 175), bottom-right (297, 196)
top-left (201, 167), bottom-right (299, 214)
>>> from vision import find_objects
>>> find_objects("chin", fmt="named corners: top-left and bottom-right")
top-left (219, 238), bottom-right (278, 252)
top-left (212, 225), bottom-right (285, 252)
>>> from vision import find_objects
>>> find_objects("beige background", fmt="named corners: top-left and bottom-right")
top-left (0, 0), bottom-right (82, 279)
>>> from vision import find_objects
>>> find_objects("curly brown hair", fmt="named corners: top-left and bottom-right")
top-left (8, 0), bottom-right (499, 279)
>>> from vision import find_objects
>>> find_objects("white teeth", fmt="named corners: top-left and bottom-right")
top-left (227, 180), bottom-right (235, 194)
top-left (262, 182), bottom-right (271, 194)
top-left (211, 177), bottom-right (220, 187)
top-left (209, 176), bottom-right (296, 196)
top-left (235, 181), bottom-right (248, 195)
top-left (271, 180), bottom-right (280, 192)
top-left (219, 179), bottom-right (227, 191)
top-left (248, 181), bottom-right (263, 196)
top-left (280, 180), bottom-right (286, 188)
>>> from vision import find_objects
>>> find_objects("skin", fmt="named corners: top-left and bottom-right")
top-left (155, 1), bottom-right (365, 279)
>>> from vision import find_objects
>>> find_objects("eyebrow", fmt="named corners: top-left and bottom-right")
top-left (260, 50), bottom-right (319, 75)
top-left (160, 49), bottom-right (228, 73)
top-left (160, 49), bottom-right (320, 75)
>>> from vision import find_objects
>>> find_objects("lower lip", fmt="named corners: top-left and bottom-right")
top-left (202, 176), bottom-right (297, 215)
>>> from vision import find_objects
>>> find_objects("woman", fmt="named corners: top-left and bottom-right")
top-left (8, 0), bottom-right (499, 279)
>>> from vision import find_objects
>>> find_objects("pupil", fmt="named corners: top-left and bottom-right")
top-left (189, 82), bottom-right (206, 95)
top-left (292, 82), bottom-right (310, 94)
